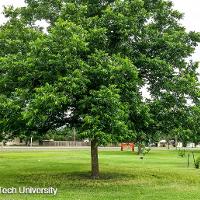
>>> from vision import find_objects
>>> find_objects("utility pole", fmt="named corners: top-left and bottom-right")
top-left (30, 137), bottom-right (33, 147)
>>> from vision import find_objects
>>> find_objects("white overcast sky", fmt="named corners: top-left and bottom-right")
top-left (0, 0), bottom-right (200, 61)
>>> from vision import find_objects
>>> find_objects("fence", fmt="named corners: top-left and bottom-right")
top-left (42, 141), bottom-right (119, 147)
top-left (42, 140), bottom-right (90, 147)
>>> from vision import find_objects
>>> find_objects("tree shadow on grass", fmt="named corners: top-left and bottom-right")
top-left (15, 170), bottom-right (137, 185)
top-left (56, 171), bottom-right (137, 181)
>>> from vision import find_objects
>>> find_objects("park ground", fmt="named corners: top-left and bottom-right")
top-left (0, 148), bottom-right (200, 200)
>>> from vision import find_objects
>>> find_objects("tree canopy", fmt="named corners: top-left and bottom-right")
top-left (0, 0), bottom-right (200, 178)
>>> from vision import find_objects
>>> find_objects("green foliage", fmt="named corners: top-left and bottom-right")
top-left (194, 156), bottom-right (200, 169)
top-left (139, 146), bottom-right (151, 159)
top-left (143, 147), bottom-right (151, 156)
top-left (178, 149), bottom-right (186, 157)
top-left (45, 127), bottom-right (80, 141)
top-left (0, 0), bottom-right (200, 148)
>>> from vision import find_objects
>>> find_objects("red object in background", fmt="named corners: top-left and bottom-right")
top-left (121, 143), bottom-right (134, 152)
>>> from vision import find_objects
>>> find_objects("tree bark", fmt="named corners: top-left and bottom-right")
top-left (138, 143), bottom-right (142, 155)
top-left (175, 136), bottom-right (178, 149)
top-left (91, 139), bottom-right (99, 179)
top-left (167, 141), bottom-right (170, 149)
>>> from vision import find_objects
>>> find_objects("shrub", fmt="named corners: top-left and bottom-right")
top-left (194, 156), bottom-right (200, 169)
top-left (178, 149), bottom-right (185, 157)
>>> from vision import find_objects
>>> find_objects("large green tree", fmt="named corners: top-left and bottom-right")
top-left (1, 0), bottom-right (200, 178)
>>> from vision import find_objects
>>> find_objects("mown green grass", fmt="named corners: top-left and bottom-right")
top-left (0, 149), bottom-right (200, 200)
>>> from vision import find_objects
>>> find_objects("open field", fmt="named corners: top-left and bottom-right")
top-left (0, 149), bottom-right (200, 200)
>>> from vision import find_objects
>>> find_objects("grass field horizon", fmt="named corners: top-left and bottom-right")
top-left (1, 149), bottom-right (200, 200)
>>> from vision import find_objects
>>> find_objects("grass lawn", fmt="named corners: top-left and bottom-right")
top-left (0, 148), bottom-right (200, 200)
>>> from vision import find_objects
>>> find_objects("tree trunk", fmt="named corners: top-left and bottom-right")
top-left (167, 141), bottom-right (170, 149)
top-left (138, 143), bottom-right (142, 155)
top-left (175, 136), bottom-right (178, 149)
top-left (91, 139), bottom-right (99, 179)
